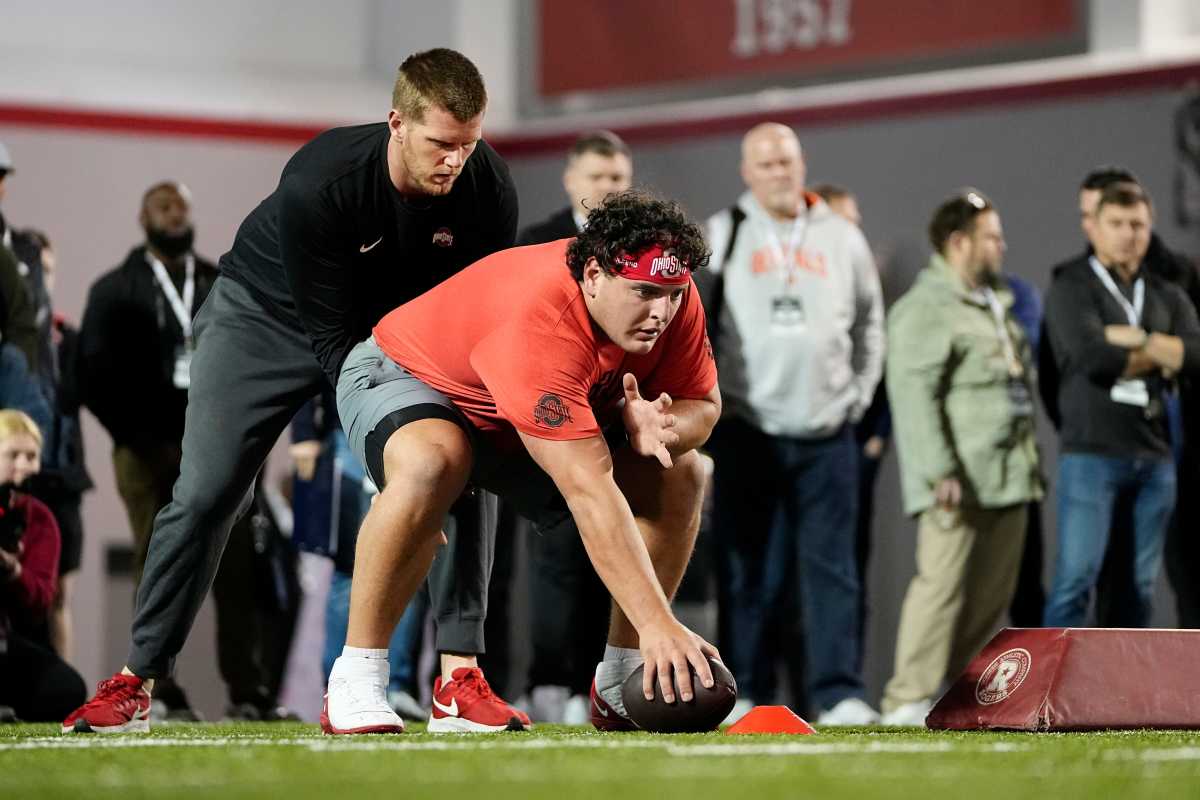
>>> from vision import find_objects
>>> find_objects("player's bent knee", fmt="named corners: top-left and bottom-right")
top-left (381, 419), bottom-right (472, 495)
top-left (667, 449), bottom-right (707, 504)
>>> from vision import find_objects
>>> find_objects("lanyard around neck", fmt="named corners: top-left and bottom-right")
top-left (763, 206), bottom-right (808, 286)
top-left (146, 251), bottom-right (195, 340)
top-left (979, 286), bottom-right (1022, 378)
top-left (1088, 256), bottom-right (1143, 326)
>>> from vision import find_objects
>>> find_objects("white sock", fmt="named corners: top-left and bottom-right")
top-left (603, 645), bottom-right (641, 663)
top-left (594, 648), bottom-right (645, 719)
top-left (342, 646), bottom-right (388, 660)
top-left (331, 647), bottom-right (389, 681)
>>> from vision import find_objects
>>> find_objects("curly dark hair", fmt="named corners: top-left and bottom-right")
top-left (565, 190), bottom-right (710, 281)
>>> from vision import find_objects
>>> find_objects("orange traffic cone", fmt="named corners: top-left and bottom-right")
top-left (724, 705), bottom-right (816, 735)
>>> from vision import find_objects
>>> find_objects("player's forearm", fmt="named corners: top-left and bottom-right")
top-left (665, 397), bottom-right (720, 456)
top-left (563, 482), bottom-right (676, 633)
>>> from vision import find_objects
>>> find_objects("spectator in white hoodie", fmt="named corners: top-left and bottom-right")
top-left (697, 123), bottom-right (884, 725)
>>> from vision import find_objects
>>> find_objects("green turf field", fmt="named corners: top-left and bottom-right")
top-left (3, 722), bottom-right (1199, 799)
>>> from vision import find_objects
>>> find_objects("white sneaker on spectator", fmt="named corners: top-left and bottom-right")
top-left (529, 684), bottom-right (569, 723)
top-left (387, 689), bottom-right (427, 722)
top-left (816, 697), bottom-right (881, 726)
top-left (722, 697), bottom-right (755, 726)
top-left (321, 656), bottom-right (404, 734)
top-left (562, 694), bottom-right (590, 726)
top-left (881, 699), bottom-right (933, 727)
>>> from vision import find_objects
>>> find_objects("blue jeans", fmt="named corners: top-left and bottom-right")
top-left (712, 418), bottom-right (863, 711)
top-left (1044, 453), bottom-right (1175, 628)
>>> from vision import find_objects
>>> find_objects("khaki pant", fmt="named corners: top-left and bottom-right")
top-left (113, 443), bottom-right (183, 587)
top-left (882, 503), bottom-right (1027, 712)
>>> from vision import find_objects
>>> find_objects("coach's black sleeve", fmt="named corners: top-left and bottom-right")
top-left (490, 172), bottom-right (519, 251)
top-left (278, 174), bottom-right (356, 386)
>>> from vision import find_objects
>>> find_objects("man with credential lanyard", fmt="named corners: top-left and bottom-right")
top-left (1043, 181), bottom-right (1200, 629)
top-left (881, 190), bottom-right (1042, 726)
top-left (78, 180), bottom-right (219, 721)
top-left (697, 122), bottom-right (884, 725)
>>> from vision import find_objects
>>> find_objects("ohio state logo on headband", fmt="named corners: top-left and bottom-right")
top-left (613, 244), bottom-right (690, 285)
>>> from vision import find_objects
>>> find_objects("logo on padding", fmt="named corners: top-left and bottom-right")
top-left (975, 648), bottom-right (1032, 705)
top-left (533, 393), bottom-right (572, 428)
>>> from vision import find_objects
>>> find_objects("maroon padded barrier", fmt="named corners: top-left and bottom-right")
top-left (926, 627), bottom-right (1200, 731)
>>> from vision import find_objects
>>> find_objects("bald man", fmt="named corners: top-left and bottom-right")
top-left (697, 123), bottom-right (884, 725)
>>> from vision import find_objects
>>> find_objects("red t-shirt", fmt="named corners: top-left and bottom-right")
top-left (372, 239), bottom-right (716, 449)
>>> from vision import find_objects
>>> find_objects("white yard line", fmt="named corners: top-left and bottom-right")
top-left (0, 736), bottom-right (1031, 756)
top-left (1104, 747), bottom-right (1200, 762)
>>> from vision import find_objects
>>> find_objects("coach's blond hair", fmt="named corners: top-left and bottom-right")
top-left (0, 409), bottom-right (42, 449)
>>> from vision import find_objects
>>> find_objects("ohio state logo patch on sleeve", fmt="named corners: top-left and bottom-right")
top-left (534, 393), bottom-right (572, 428)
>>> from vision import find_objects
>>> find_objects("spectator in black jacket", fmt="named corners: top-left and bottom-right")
top-left (517, 131), bottom-right (632, 246)
top-left (1043, 182), bottom-right (1200, 629)
top-left (80, 181), bottom-right (217, 584)
top-left (1039, 166), bottom-right (1200, 628)
top-left (0, 143), bottom-right (40, 373)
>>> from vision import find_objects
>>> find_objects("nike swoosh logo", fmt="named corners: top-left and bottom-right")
top-left (359, 236), bottom-right (383, 253)
top-left (432, 696), bottom-right (459, 717)
top-left (595, 700), bottom-right (609, 717)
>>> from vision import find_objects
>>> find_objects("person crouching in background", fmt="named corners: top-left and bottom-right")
top-left (0, 409), bottom-right (85, 722)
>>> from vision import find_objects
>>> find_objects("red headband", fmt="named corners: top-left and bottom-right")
top-left (613, 244), bottom-right (690, 285)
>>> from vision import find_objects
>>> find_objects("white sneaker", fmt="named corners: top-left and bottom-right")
top-left (529, 684), bottom-right (570, 723)
top-left (387, 689), bottom-right (427, 722)
top-left (321, 656), bottom-right (405, 735)
top-left (881, 699), bottom-right (934, 727)
top-left (816, 697), bottom-right (881, 726)
top-left (562, 694), bottom-right (590, 726)
top-left (722, 697), bottom-right (755, 726)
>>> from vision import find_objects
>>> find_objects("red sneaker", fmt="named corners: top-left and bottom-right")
top-left (427, 667), bottom-right (531, 733)
top-left (62, 673), bottom-right (151, 734)
top-left (590, 679), bottom-right (638, 732)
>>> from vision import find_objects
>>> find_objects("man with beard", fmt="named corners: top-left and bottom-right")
top-left (77, 181), bottom-right (218, 720)
top-left (881, 190), bottom-right (1041, 725)
top-left (64, 48), bottom-right (521, 734)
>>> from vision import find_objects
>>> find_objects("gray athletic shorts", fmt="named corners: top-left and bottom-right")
top-left (337, 336), bottom-right (574, 535)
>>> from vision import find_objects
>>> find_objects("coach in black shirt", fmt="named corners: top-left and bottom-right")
top-left (1043, 182), bottom-right (1200, 629)
top-left (65, 48), bottom-right (519, 735)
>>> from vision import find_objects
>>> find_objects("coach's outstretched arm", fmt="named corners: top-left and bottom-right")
top-left (519, 428), bottom-right (719, 705)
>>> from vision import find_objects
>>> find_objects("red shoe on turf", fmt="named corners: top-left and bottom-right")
top-left (62, 673), bottom-right (151, 734)
top-left (590, 679), bottom-right (639, 732)
top-left (427, 667), bottom-right (531, 733)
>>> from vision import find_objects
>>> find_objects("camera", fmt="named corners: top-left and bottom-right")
top-left (0, 482), bottom-right (26, 554)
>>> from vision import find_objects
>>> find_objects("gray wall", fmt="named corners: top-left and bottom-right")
top-left (505, 84), bottom-right (1199, 705)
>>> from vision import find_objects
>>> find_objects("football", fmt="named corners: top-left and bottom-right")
top-left (620, 657), bottom-right (738, 732)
